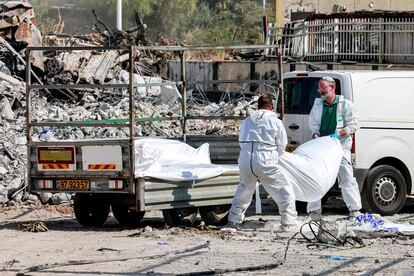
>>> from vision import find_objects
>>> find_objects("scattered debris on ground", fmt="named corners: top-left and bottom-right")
top-left (19, 221), bottom-right (48, 232)
top-left (1, 202), bottom-right (413, 275)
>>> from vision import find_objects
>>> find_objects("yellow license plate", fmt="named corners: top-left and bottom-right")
top-left (59, 180), bottom-right (90, 190)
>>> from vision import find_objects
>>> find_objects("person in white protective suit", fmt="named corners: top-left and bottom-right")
top-left (224, 94), bottom-right (298, 231)
top-left (308, 76), bottom-right (362, 220)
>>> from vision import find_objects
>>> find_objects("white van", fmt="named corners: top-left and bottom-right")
top-left (283, 70), bottom-right (414, 215)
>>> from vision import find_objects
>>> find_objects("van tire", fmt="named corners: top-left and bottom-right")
top-left (162, 208), bottom-right (198, 227)
top-left (112, 203), bottom-right (145, 226)
top-left (362, 165), bottom-right (407, 215)
top-left (74, 193), bottom-right (110, 227)
top-left (199, 205), bottom-right (230, 225)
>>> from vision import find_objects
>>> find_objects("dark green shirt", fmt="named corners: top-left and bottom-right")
top-left (319, 96), bottom-right (339, 137)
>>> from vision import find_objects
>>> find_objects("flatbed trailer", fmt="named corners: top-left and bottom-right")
top-left (26, 45), bottom-right (279, 227)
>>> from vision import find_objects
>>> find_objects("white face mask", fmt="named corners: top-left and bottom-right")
top-left (321, 92), bottom-right (332, 102)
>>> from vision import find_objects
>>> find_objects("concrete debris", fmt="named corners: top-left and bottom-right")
top-left (7, 177), bottom-right (22, 195)
top-left (80, 51), bottom-right (119, 83)
top-left (51, 193), bottom-right (71, 205)
top-left (38, 192), bottom-right (53, 204)
top-left (0, 166), bottom-right (7, 175)
top-left (0, 184), bottom-right (7, 203)
top-left (0, 97), bottom-right (15, 120)
top-left (0, 71), bottom-right (24, 86)
top-left (25, 193), bottom-right (39, 204)
top-left (0, 1), bottom-right (43, 72)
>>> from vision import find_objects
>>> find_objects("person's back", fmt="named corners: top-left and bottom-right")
top-left (239, 109), bottom-right (283, 152)
top-left (224, 94), bottom-right (298, 232)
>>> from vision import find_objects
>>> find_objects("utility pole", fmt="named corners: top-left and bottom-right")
top-left (275, 0), bottom-right (283, 40)
top-left (116, 0), bottom-right (122, 30)
top-left (263, 0), bottom-right (268, 43)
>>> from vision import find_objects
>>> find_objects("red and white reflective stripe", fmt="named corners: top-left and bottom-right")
top-left (88, 164), bottom-right (116, 170)
top-left (38, 180), bottom-right (53, 189)
top-left (109, 180), bottom-right (123, 189)
top-left (43, 164), bottom-right (69, 169)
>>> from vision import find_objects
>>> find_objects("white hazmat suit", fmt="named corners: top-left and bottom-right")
top-left (307, 95), bottom-right (361, 213)
top-left (228, 109), bottom-right (297, 226)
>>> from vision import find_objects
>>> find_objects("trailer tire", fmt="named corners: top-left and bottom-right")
top-left (162, 207), bottom-right (198, 227)
top-left (74, 193), bottom-right (110, 227)
top-left (199, 205), bottom-right (230, 225)
top-left (112, 203), bottom-right (145, 226)
top-left (361, 165), bottom-right (407, 215)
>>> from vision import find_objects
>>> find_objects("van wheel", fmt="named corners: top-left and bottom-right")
top-left (362, 165), bottom-right (407, 215)
top-left (199, 205), bottom-right (230, 225)
top-left (74, 193), bottom-right (110, 227)
top-left (112, 203), bottom-right (145, 226)
top-left (162, 207), bottom-right (198, 227)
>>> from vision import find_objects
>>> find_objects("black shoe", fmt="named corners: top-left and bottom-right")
top-left (220, 221), bottom-right (240, 232)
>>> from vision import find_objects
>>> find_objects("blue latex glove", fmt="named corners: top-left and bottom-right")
top-left (330, 133), bottom-right (340, 139)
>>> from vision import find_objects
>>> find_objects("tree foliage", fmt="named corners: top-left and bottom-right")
top-left (30, 0), bottom-right (58, 32)
top-left (30, 0), bottom-right (265, 46)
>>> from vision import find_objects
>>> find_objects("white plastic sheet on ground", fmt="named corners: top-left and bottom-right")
top-left (279, 136), bottom-right (343, 202)
top-left (350, 213), bottom-right (414, 236)
top-left (134, 137), bottom-right (343, 203)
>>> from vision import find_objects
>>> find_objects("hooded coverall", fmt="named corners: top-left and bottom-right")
top-left (228, 109), bottom-right (297, 226)
top-left (307, 95), bottom-right (362, 213)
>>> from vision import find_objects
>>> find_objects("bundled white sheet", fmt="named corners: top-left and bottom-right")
top-left (134, 137), bottom-right (343, 202)
top-left (134, 138), bottom-right (237, 181)
top-left (279, 136), bottom-right (343, 202)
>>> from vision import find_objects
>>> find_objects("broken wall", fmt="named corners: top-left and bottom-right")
top-left (165, 61), bottom-right (279, 94)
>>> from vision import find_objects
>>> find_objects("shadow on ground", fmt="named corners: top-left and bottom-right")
top-left (1, 197), bottom-right (413, 232)
top-left (0, 215), bottom-right (168, 232)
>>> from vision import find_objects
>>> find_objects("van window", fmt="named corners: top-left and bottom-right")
top-left (282, 77), bottom-right (341, 114)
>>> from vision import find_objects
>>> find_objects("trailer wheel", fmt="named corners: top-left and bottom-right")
top-left (112, 203), bottom-right (145, 226)
top-left (199, 205), bottom-right (230, 225)
top-left (74, 193), bottom-right (110, 227)
top-left (162, 207), bottom-right (198, 227)
top-left (362, 165), bottom-right (407, 215)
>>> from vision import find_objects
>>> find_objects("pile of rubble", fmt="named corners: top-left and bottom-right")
top-left (0, 1), bottom-right (267, 206)
top-left (0, 71), bottom-right (28, 205)
top-left (0, 66), bottom-right (257, 205)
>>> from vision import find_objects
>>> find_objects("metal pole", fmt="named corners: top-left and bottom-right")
top-left (277, 49), bottom-right (284, 121)
top-left (129, 46), bottom-right (136, 202)
top-left (26, 49), bottom-right (32, 143)
top-left (180, 50), bottom-right (187, 141)
top-left (116, 0), bottom-right (122, 30)
top-left (275, 0), bottom-right (283, 41)
top-left (26, 48), bottom-right (32, 193)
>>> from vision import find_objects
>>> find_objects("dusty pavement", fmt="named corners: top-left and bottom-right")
top-left (1, 198), bottom-right (414, 276)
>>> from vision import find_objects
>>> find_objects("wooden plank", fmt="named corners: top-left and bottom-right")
top-left (0, 71), bottom-right (24, 86)
top-left (93, 51), bottom-right (118, 83)
top-left (79, 53), bottom-right (105, 83)
top-left (62, 51), bottom-right (92, 72)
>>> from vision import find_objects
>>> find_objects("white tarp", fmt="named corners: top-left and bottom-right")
top-left (280, 136), bottom-right (343, 202)
top-left (134, 137), bottom-right (343, 202)
top-left (351, 213), bottom-right (414, 235)
top-left (134, 138), bottom-right (237, 181)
